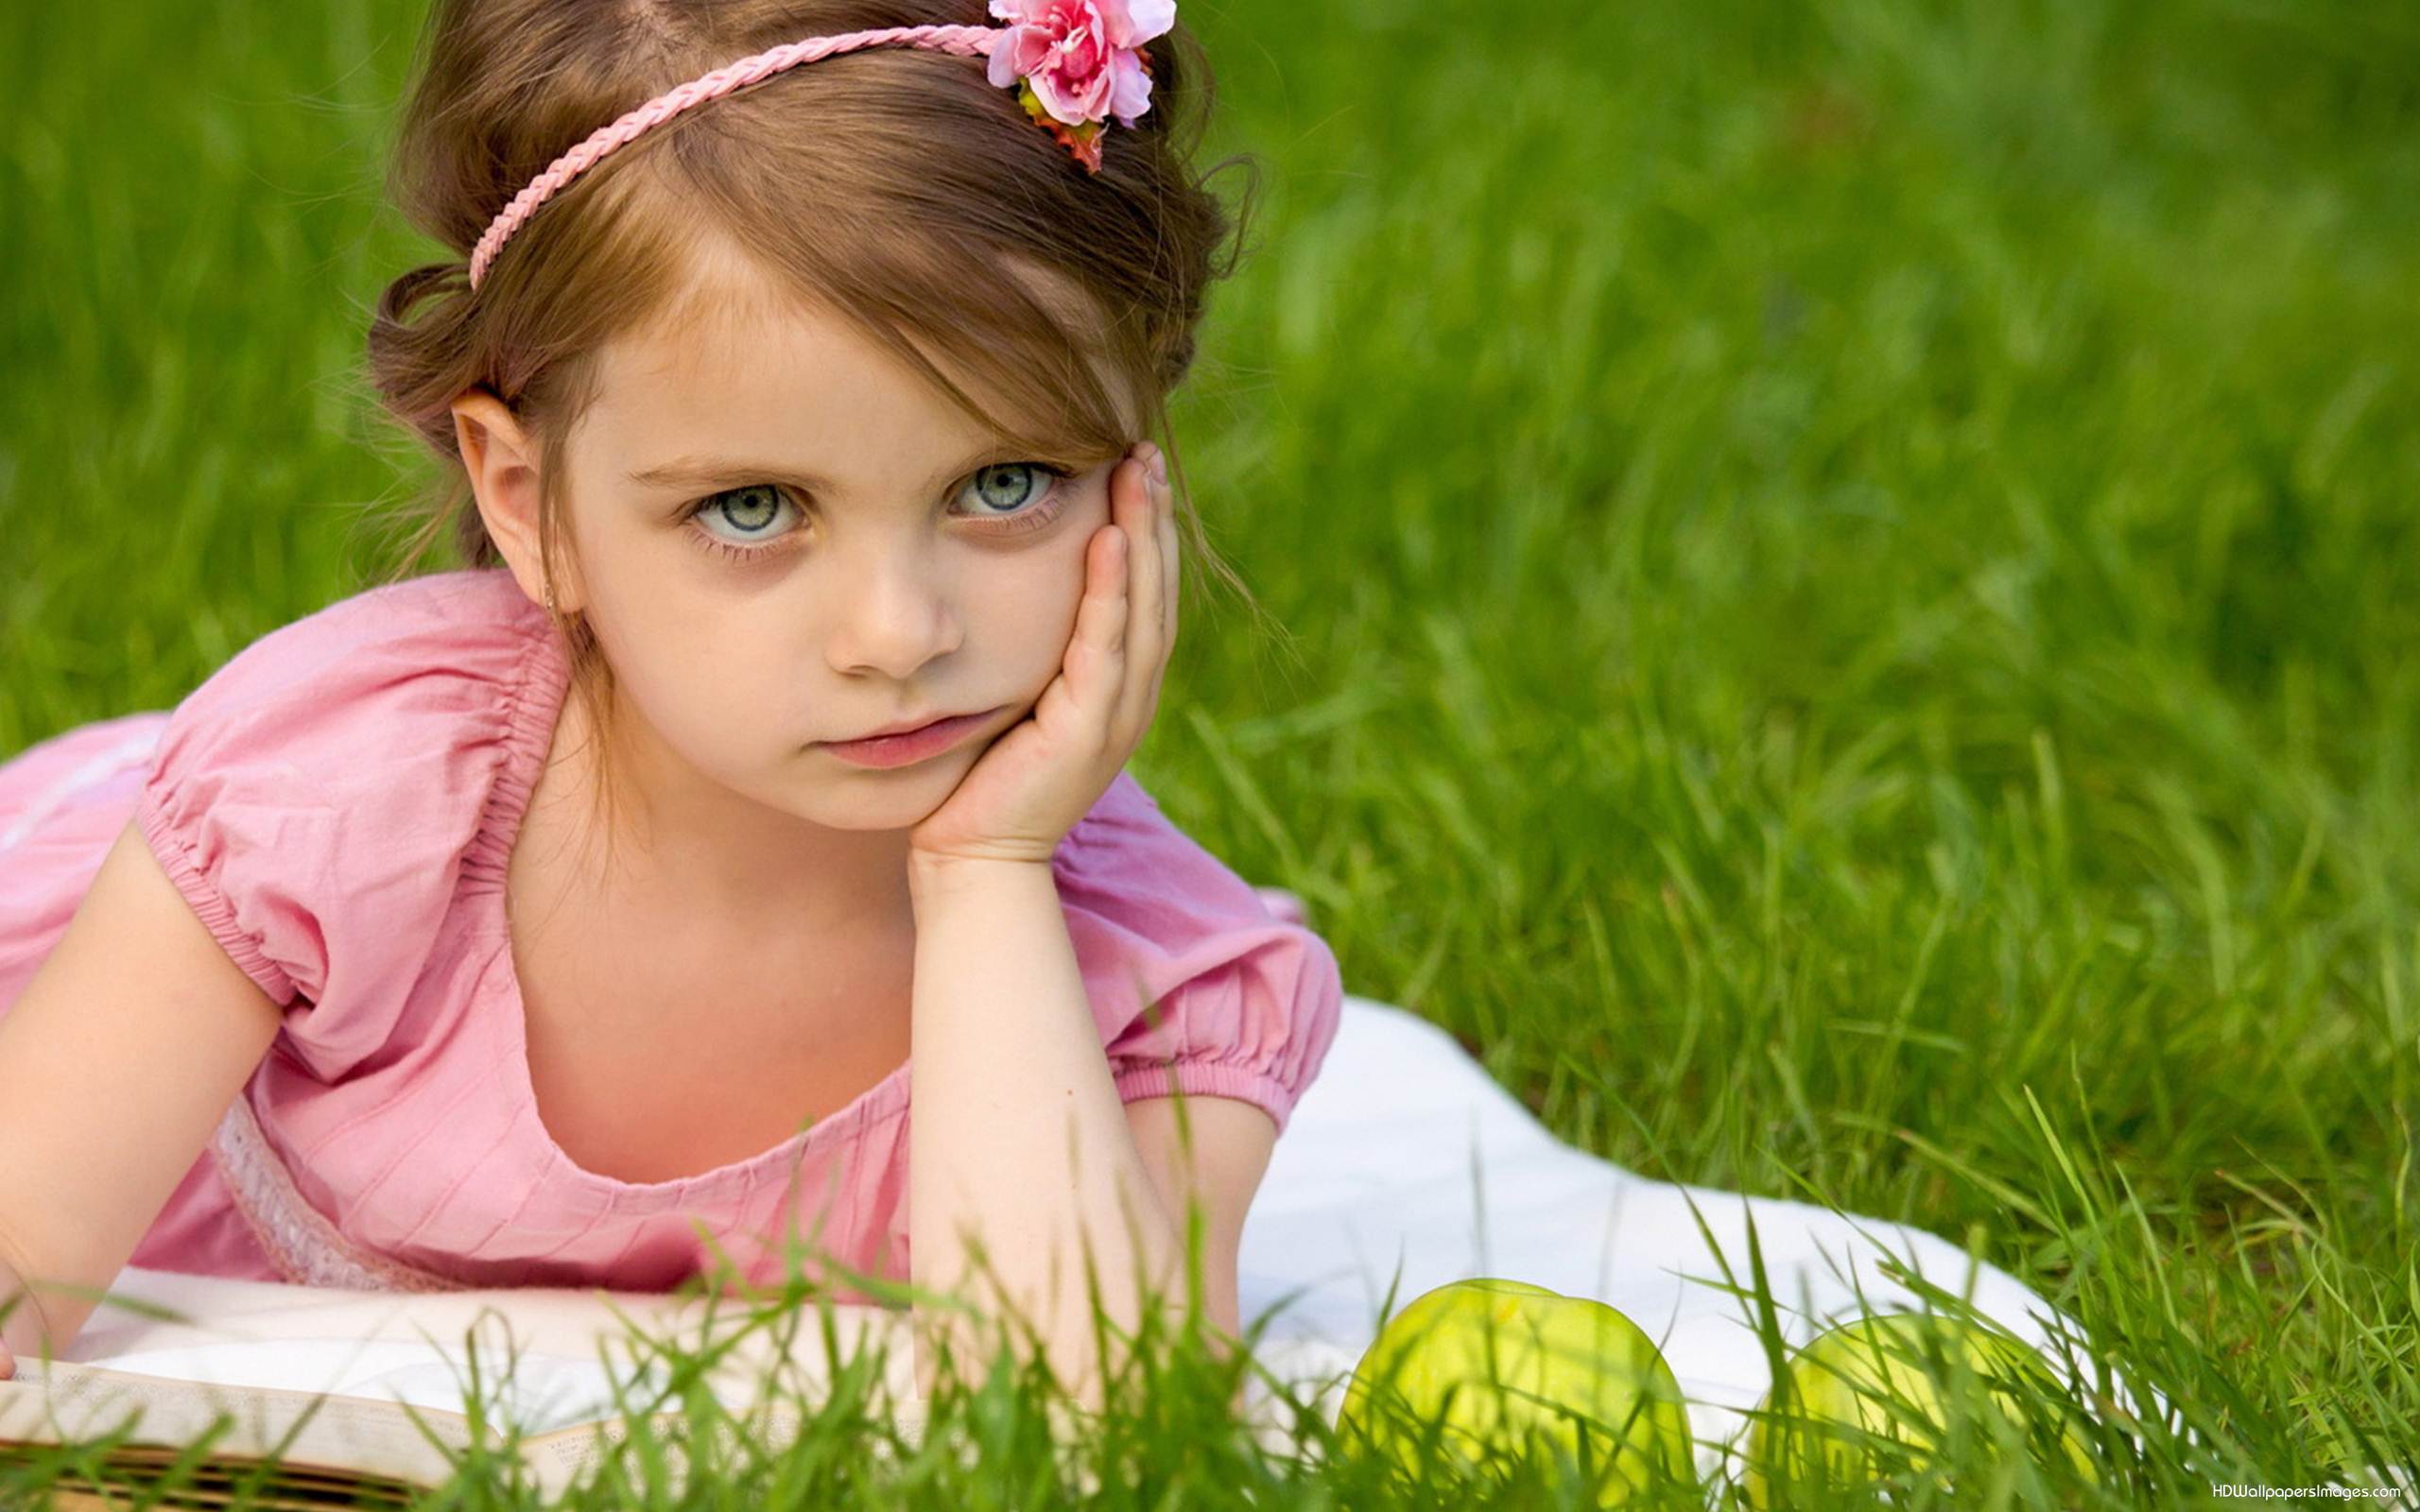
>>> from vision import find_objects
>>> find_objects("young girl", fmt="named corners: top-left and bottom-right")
top-left (0, 0), bottom-right (1343, 1405)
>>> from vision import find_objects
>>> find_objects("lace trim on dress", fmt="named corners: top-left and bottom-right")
top-left (210, 1092), bottom-right (469, 1294)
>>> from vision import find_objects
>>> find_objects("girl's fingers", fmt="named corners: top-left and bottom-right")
top-left (1129, 451), bottom-right (1161, 644)
top-left (1070, 441), bottom-right (1177, 756)
top-left (1145, 449), bottom-right (1177, 713)
top-left (1147, 499), bottom-right (1176, 715)
top-left (1137, 449), bottom-right (1167, 645)
top-left (1158, 454), bottom-right (1178, 645)
top-left (1094, 524), bottom-right (1128, 658)
top-left (1042, 522), bottom-right (1125, 736)
top-left (1116, 449), bottom-right (1166, 737)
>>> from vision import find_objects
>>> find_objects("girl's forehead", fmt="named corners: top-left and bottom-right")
top-left (613, 290), bottom-right (881, 389)
top-left (592, 229), bottom-right (1139, 444)
top-left (593, 322), bottom-right (995, 471)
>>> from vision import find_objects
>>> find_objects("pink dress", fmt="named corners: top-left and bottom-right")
top-left (0, 568), bottom-right (1343, 1300)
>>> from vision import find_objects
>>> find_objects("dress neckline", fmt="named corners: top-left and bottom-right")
top-left (457, 574), bottom-right (914, 1203)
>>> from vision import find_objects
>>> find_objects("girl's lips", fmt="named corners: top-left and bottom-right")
top-left (817, 707), bottom-right (1002, 768)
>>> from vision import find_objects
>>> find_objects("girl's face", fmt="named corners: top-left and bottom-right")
top-left (547, 266), bottom-right (1128, 836)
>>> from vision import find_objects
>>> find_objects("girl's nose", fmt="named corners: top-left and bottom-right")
top-left (827, 555), bottom-right (962, 679)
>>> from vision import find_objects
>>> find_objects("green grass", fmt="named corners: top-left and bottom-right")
top-left (5, 0), bottom-right (2418, 1503)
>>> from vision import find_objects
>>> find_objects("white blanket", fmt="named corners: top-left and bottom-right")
top-left (1238, 994), bottom-right (2102, 1480)
top-left (60, 993), bottom-right (2101, 1487)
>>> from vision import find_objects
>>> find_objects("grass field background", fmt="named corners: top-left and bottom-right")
top-left (4, 0), bottom-right (2416, 1503)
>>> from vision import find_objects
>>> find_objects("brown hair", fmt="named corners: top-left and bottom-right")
top-left (358, 0), bottom-right (1278, 867)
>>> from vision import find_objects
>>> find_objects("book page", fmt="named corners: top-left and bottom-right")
top-left (2, 1358), bottom-right (490, 1491)
top-left (5, 1259), bottom-right (1360, 1495)
top-left (1, 1266), bottom-right (929, 1498)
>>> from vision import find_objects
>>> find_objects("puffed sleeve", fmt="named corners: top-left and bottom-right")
top-left (1053, 770), bottom-right (1345, 1138)
top-left (130, 570), bottom-right (550, 1081)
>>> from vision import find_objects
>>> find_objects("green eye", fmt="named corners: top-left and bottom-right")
top-left (710, 484), bottom-right (785, 534)
top-left (682, 483), bottom-right (800, 562)
top-left (957, 461), bottom-right (1076, 534)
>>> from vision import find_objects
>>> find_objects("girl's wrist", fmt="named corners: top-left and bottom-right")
top-left (906, 848), bottom-right (1057, 903)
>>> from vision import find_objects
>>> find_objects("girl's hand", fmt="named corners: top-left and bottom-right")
top-left (907, 440), bottom-right (1177, 868)
top-left (1, 1333), bottom-right (13, 1381)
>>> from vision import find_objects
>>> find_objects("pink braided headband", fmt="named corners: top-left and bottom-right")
top-left (468, 0), bottom-right (1176, 290)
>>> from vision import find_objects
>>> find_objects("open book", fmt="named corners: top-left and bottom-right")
top-left (0, 1265), bottom-right (941, 1507)
top-left (0, 1263), bottom-right (1358, 1508)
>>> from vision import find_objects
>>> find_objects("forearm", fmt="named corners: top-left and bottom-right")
top-left (904, 853), bottom-right (1188, 1410)
top-left (0, 1228), bottom-right (66, 1372)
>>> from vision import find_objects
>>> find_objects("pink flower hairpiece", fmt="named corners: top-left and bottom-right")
top-left (467, 2), bottom-right (1177, 290)
top-left (986, 0), bottom-right (1173, 175)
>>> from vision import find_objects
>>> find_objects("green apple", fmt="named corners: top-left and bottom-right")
top-left (1742, 1312), bottom-right (2099, 1503)
top-left (1338, 1278), bottom-right (1696, 1503)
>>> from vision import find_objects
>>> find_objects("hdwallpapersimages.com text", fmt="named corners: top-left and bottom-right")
top-left (2211, 1487), bottom-right (2409, 1501)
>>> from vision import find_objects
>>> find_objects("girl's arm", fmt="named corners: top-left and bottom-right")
top-left (0, 820), bottom-right (286, 1375)
top-left (903, 850), bottom-right (1191, 1411)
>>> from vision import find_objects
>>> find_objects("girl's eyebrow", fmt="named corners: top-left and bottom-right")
top-left (625, 444), bottom-right (1077, 497)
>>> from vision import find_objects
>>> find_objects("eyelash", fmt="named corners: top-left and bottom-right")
top-left (679, 462), bottom-right (1078, 563)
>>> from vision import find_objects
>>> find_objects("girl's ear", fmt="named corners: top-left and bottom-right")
top-left (450, 387), bottom-right (575, 614)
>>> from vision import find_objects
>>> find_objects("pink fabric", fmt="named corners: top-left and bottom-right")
top-left (0, 568), bottom-right (1343, 1299)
